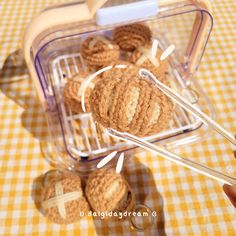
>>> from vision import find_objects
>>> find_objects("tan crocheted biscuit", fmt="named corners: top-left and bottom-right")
top-left (85, 168), bottom-right (135, 220)
top-left (63, 74), bottom-right (92, 113)
top-left (130, 45), bottom-right (179, 99)
top-left (130, 46), bottom-right (169, 84)
top-left (89, 65), bottom-right (173, 137)
top-left (42, 173), bottom-right (90, 224)
top-left (113, 23), bottom-right (151, 52)
top-left (80, 36), bottom-right (120, 70)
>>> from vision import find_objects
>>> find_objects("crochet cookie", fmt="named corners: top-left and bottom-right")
top-left (130, 45), bottom-right (169, 85)
top-left (89, 65), bottom-right (173, 137)
top-left (63, 74), bottom-right (92, 113)
top-left (80, 36), bottom-right (120, 70)
top-left (41, 173), bottom-right (89, 224)
top-left (113, 23), bottom-right (151, 52)
top-left (85, 168), bottom-right (135, 220)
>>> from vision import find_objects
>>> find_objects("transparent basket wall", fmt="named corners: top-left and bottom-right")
top-left (23, 0), bottom-right (214, 172)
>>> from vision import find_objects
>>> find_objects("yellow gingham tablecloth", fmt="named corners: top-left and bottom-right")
top-left (0, 0), bottom-right (236, 235)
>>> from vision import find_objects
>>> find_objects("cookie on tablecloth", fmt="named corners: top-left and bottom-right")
top-left (41, 173), bottom-right (89, 224)
top-left (85, 168), bottom-right (135, 220)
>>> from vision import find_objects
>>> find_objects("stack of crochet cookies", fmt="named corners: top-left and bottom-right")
top-left (63, 23), bottom-right (174, 137)
top-left (41, 168), bottom-right (135, 223)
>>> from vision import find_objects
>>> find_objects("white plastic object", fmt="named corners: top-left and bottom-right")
top-left (107, 128), bottom-right (236, 185)
top-left (96, 0), bottom-right (158, 26)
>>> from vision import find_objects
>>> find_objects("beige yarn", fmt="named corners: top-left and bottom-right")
top-left (81, 36), bottom-right (120, 70)
top-left (129, 46), bottom-right (170, 86)
top-left (113, 23), bottom-right (152, 51)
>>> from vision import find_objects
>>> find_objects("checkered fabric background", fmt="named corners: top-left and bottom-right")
top-left (0, 0), bottom-right (236, 235)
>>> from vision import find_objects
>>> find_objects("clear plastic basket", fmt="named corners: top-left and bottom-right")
top-left (23, 0), bottom-right (219, 174)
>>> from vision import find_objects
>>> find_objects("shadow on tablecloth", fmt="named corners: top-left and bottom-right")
top-left (0, 50), bottom-right (49, 141)
top-left (92, 157), bottom-right (166, 236)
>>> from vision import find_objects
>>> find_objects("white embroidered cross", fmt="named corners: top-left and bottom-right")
top-left (42, 181), bottom-right (82, 219)
top-left (136, 40), bottom-right (160, 67)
